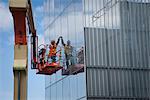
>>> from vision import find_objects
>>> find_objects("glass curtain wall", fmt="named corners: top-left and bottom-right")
top-left (84, 0), bottom-right (150, 99)
top-left (44, 0), bottom-right (86, 100)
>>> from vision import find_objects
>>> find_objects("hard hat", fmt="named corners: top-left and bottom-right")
top-left (67, 40), bottom-right (71, 45)
top-left (51, 40), bottom-right (55, 45)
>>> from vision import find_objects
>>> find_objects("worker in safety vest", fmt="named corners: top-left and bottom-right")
top-left (60, 36), bottom-right (74, 68)
top-left (48, 37), bottom-right (60, 62)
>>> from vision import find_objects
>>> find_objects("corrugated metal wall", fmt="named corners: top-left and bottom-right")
top-left (84, 0), bottom-right (150, 99)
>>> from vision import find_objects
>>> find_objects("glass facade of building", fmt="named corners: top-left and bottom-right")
top-left (44, 0), bottom-right (86, 100)
top-left (44, 0), bottom-right (150, 100)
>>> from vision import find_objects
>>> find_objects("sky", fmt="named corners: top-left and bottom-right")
top-left (0, 0), bottom-right (45, 100)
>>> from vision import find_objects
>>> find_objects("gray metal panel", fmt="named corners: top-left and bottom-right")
top-left (86, 68), bottom-right (150, 99)
top-left (84, 1), bottom-right (150, 100)
top-left (84, 24), bottom-right (150, 68)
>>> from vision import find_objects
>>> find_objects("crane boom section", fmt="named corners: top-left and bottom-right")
top-left (9, 0), bottom-right (37, 100)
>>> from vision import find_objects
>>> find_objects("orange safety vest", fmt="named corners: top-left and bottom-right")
top-left (49, 44), bottom-right (57, 56)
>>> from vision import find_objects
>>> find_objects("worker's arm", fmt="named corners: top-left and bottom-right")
top-left (61, 37), bottom-right (65, 46)
top-left (56, 37), bottom-right (60, 46)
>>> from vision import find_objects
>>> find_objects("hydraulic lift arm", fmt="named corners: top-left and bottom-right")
top-left (27, 0), bottom-right (38, 69)
top-left (9, 0), bottom-right (37, 100)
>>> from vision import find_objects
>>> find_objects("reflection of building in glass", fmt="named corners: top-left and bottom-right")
top-left (44, 0), bottom-right (150, 100)
top-left (44, 0), bottom-right (86, 100)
